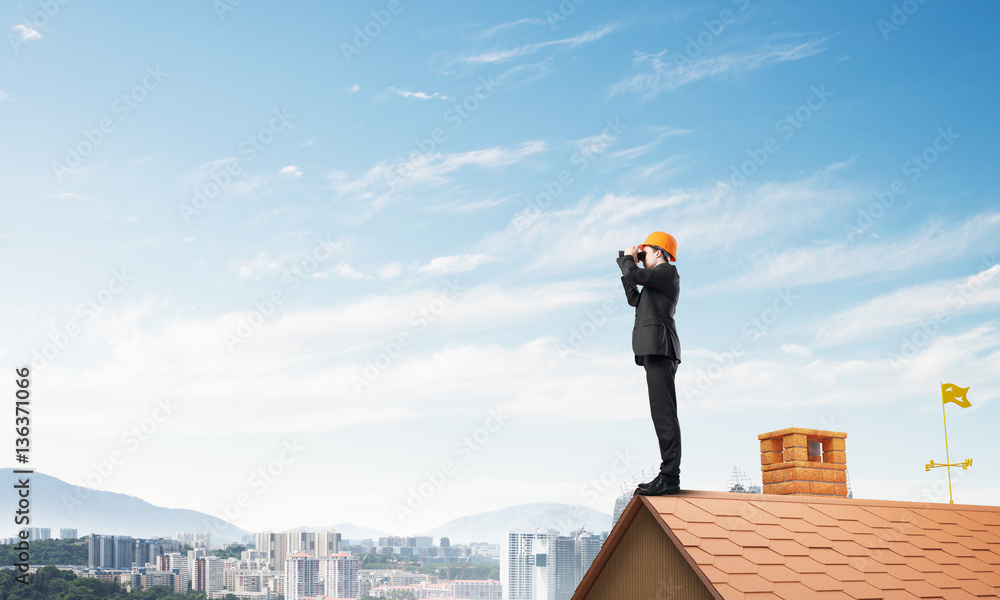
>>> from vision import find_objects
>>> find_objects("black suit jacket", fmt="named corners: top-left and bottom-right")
top-left (617, 255), bottom-right (681, 366)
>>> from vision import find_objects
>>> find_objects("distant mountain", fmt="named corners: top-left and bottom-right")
top-left (420, 502), bottom-right (613, 545)
top-left (1, 470), bottom-right (612, 548)
top-left (0, 469), bottom-right (250, 544)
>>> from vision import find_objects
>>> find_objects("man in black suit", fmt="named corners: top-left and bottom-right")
top-left (616, 232), bottom-right (681, 496)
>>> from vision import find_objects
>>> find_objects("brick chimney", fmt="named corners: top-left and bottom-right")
top-left (759, 427), bottom-right (848, 497)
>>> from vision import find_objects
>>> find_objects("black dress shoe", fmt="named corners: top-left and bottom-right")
top-left (636, 474), bottom-right (662, 489)
top-left (636, 479), bottom-right (680, 496)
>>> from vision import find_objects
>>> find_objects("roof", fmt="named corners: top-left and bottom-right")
top-left (573, 490), bottom-right (1000, 600)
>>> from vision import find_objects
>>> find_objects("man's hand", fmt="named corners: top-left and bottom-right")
top-left (626, 245), bottom-right (639, 263)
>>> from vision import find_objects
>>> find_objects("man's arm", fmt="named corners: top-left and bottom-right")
top-left (618, 255), bottom-right (678, 293)
top-left (616, 254), bottom-right (641, 306)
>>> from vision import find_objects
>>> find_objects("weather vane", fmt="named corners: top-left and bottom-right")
top-left (925, 382), bottom-right (974, 504)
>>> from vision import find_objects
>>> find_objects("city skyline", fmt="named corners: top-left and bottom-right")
top-left (2, 0), bottom-right (998, 535)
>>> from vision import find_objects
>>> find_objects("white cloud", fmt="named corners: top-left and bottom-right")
top-left (490, 165), bottom-right (859, 274)
top-left (463, 23), bottom-right (619, 64)
top-left (333, 262), bottom-right (366, 280)
top-left (610, 40), bottom-right (826, 100)
top-left (704, 210), bottom-right (1000, 294)
top-left (280, 165), bottom-right (303, 178)
top-left (40, 192), bottom-right (88, 200)
top-left (478, 17), bottom-right (547, 39)
top-left (418, 254), bottom-right (489, 276)
top-left (384, 87), bottom-right (452, 101)
top-left (378, 263), bottom-right (404, 280)
top-left (330, 141), bottom-right (546, 216)
top-left (347, 84), bottom-right (361, 93)
top-left (780, 343), bottom-right (811, 357)
top-left (12, 24), bottom-right (41, 41)
top-left (812, 262), bottom-right (1000, 346)
top-left (0, 91), bottom-right (8, 101)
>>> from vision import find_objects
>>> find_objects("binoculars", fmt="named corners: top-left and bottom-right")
top-left (620, 250), bottom-right (647, 261)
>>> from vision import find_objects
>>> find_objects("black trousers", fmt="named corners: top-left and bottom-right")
top-left (642, 355), bottom-right (681, 484)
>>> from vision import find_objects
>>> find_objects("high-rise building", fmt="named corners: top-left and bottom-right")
top-left (88, 534), bottom-right (133, 570)
top-left (257, 531), bottom-right (288, 572)
top-left (502, 529), bottom-right (558, 600)
top-left (60, 528), bottom-right (78, 540)
top-left (194, 556), bottom-right (223, 595)
top-left (552, 536), bottom-right (581, 600)
top-left (578, 534), bottom-right (603, 575)
top-left (186, 548), bottom-right (207, 587)
top-left (135, 538), bottom-right (165, 568)
top-left (321, 552), bottom-right (359, 598)
top-left (287, 530), bottom-right (316, 555)
top-left (316, 530), bottom-right (341, 557)
top-left (26, 528), bottom-right (51, 541)
top-left (285, 552), bottom-right (320, 600)
top-left (159, 552), bottom-right (189, 593)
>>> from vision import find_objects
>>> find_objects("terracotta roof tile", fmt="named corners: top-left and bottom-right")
top-left (863, 571), bottom-right (906, 590)
top-left (753, 564), bottom-right (800, 583)
top-left (711, 582), bottom-right (746, 599)
top-left (766, 539), bottom-right (811, 557)
top-left (940, 541), bottom-right (976, 558)
top-left (727, 573), bottom-right (776, 593)
top-left (839, 579), bottom-right (886, 598)
top-left (738, 547), bottom-right (785, 565)
top-left (697, 537), bottom-right (744, 556)
top-left (727, 530), bottom-right (772, 548)
top-left (781, 555), bottom-right (826, 574)
top-left (712, 555), bottom-right (759, 574)
top-left (716, 515), bottom-right (760, 532)
top-left (883, 563), bottom-right (925, 581)
top-left (770, 581), bottom-right (814, 599)
top-left (805, 548), bottom-right (849, 566)
top-left (685, 521), bottom-right (731, 539)
top-left (798, 572), bottom-right (842, 592)
top-left (634, 490), bottom-right (1000, 600)
top-left (776, 517), bottom-right (822, 534)
top-left (698, 563), bottom-right (728, 584)
top-left (820, 563), bottom-right (866, 582)
top-left (750, 523), bottom-right (796, 540)
top-left (683, 545), bottom-right (715, 566)
top-left (672, 528), bottom-right (700, 546)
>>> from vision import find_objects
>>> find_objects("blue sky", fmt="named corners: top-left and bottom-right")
top-left (2, 0), bottom-right (998, 537)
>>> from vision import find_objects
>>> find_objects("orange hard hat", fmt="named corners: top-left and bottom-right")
top-left (639, 231), bottom-right (677, 262)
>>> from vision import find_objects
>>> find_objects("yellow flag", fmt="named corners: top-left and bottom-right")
top-left (941, 383), bottom-right (971, 408)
